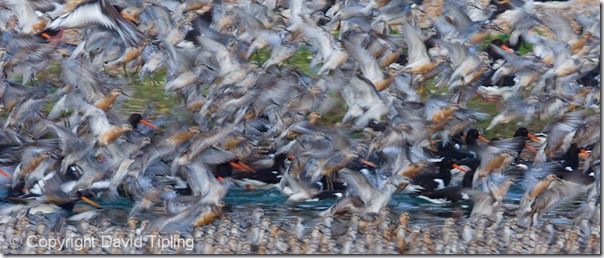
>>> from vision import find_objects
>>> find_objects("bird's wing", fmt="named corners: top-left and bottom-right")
top-left (44, 122), bottom-right (84, 154)
top-left (48, 0), bottom-right (144, 46)
top-left (532, 179), bottom-right (586, 214)
top-left (485, 137), bottom-right (525, 155)
top-left (443, 0), bottom-right (472, 29)
top-left (81, 105), bottom-right (112, 137)
top-left (521, 162), bottom-right (558, 191)
top-left (338, 168), bottom-right (381, 204)
top-left (433, 16), bottom-right (459, 41)
top-left (144, 5), bottom-right (174, 37)
top-left (60, 59), bottom-right (104, 103)
top-left (184, 160), bottom-right (220, 197)
top-left (342, 32), bottom-right (384, 84)
top-left (400, 21), bottom-right (430, 64)
top-left (423, 96), bottom-right (449, 121)
top-left (283, 168), bottom-right (317, 195)
top-left (299, 18), bottom-right (336, 61)
top-left (433, 39), bottom-right (467, 67)
top-left (540, 11), bottom-right (577, 42)
top-left (197, 147), bottom-right (236, 165)
top-left (188, 129), bottom-right (233, 160)
top-left (543, 110), bottom-right (585, 134)
top-left (48, 1), bottom-right (116, 31)
top-left (537, 96), bottom-right (569, 119)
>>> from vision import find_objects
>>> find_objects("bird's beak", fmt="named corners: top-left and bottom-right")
top-left (0, 168), bottom-right (9, 177)
top-left (216, 176), bottom-right (224, 182)
top-left (80, 196), bottom-right (102, 209)
top-left (411, 4), bottom-right (426, 14)
top-left (120, 11), bottom-right (139, 24)
top-left (139, 119), bottom-right (159, 130)
top-left (41, 32), bottom-right (51, 40)
top-left (579, 149), bottom-right (590, 159)
top-left (452, 163), bottom-right (469, 173)
top-left (527, 133), bottom-right (541, 142)
top-left (500, 44), bottom-right (514, 53)
top-left (478, 135), bottom-right (490, 143)
top-left (230, 161), bottom-right (256, 173)
top-left (360, 159), bottom-right (377, 168)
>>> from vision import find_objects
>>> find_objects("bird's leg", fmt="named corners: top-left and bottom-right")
top-left (531, 213), bottom-right (538, 227)
top-left (153, 77), bottom-right (162, 87)
top-left (122, 63), bottom-right (129, 78)
top-left (326, 173), bottom-right (334, 192)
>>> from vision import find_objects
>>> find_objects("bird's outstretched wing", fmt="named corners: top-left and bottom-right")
top-left (47, 0), bottom-right (144, 46)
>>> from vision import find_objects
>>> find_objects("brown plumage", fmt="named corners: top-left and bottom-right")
top-left (399, 212), bottom-right (410, 227)
top-left (120, 7), bottom-right (141, 24)
top-left (31, 19), bottom-right (48, 34)
top-left (307, 112), bottom-right (322, 125)
top-left (405, 60), bottom-right (446, 75)
top-left (431, 106), bottom-right (459, 124)
top-left (398, 162), bottom-right (429, 179)
top-left (374, 74), bottom-right (396, 92)
top-left (318, 152), bottom-right (357, 191)
top-left (186, 100), bottom-right (205, 112)
top-left (94, 89), bottom-right (125, 111)
top-left (396, 227), bottom-right (407, 253)
top-left (477, 153), bottom-right (515, 178)
top-left (122, 46), bottom-right (143, 64)
top-left (98, 124), bottom-right (133, 146)
top-left (422, 230), bottom-right (435, 254)
top-left (379, 50), bottom-right (402, 68)
top-left (528, 174), bottom-right (557, 200)
top-left (570, 32), bottom-right (592, 54)
top-left (167, 127), bottom-right (201, 146)
top-left (192, 206), bottom-right (222, 227)
top-left (492, 179), bottom-right (514, 202)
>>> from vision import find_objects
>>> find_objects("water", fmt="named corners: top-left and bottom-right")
top-left (1, 174), bottom-right (585, 229)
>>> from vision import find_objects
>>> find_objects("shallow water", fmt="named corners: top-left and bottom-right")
top-left (0, 170), bottom-right (584, 229)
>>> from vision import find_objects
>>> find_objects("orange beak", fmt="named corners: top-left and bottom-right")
top-left (579, 149), bottom-right (590, 159)
top-left (41, 32), bottom-right (51, 40)
top-left (120, 12), bottom-right (139, 24)
top-left (230, 161), bottom-right (255, 173)
top-left (527, 133), bottom-right (541, 142)
top-left (360, 159), bottom-right (377, 168)
top-left (478, 135), bottom-right (490, 143)
top-left (524, 143), bottom-right (537, 153)
top-left (216, 176), bottom-right (224, 182)
top-left (0, 168), bottom-right (9, 177)
top-left (452, 164), bottom-right (469, 173)
top-left (80, 196), bottom-right (102, 209)
top-left (500, 45), bottom-right (514, 53)
top-left (139, 119), bottom-right (159, 130)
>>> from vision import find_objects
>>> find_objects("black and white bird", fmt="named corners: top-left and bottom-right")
top-left (42, 0), bottom-right (144, 46)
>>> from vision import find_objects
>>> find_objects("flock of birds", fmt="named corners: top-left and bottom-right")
top-left (0, 0), bottom-right (600, 254)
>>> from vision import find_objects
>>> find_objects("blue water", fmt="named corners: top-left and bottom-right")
top-left (1, 175), bottom-right (583, 228)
